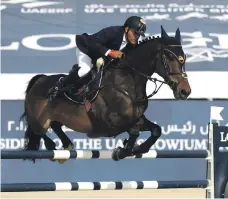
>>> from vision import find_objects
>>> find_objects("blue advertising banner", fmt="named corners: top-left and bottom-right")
top-left (1, 0), bottom-right (228, 73)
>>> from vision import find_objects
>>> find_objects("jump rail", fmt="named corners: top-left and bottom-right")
top-left (1, 180), bottom-right (209, 192)
top-left (1, 149), bottom-right (210, 160)
top-left (1, 122), bottom-right (228, 198)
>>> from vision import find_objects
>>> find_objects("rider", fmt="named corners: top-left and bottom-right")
top-left (48, 16), bottom-right (147, 101)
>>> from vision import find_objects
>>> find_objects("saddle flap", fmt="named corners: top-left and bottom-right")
top-left (64, 68), bottom-right (104, 105)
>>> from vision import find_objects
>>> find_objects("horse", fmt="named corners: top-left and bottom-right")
top-left (20, 26), bottom-right (191, 163)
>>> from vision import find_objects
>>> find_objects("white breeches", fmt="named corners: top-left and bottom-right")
top-left (76, 46), bottom-right (93, 77)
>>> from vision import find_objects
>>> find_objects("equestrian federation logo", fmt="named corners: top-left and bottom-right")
top-left (1, 0), bottom-right (73, 14)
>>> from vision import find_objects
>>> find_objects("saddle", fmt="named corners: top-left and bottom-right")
top-left (63, 64), bottom-right (104, 110)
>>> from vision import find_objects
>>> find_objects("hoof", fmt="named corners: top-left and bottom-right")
top-left (112, 147), bottom-right (122, 161)
top-left (58, 144), bottom-right (74, 164)
top-left (63, 143), bottom-right (74, 150)
top-left (112, 147), bottom-right (133, 161)
top-left (58, 160), bottom-right (66, 164)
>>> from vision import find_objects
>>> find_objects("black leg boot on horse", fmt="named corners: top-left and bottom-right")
top-left (112, 115), bottom-right (162, 161)
top-left (48, 64), bottom-right (88, 101)
top-left (112, 118), bottom-right (143, 161)
top-left (112, 133), bottom-right (139, 161)
top-left (132, 115), bottom-right (162, 155)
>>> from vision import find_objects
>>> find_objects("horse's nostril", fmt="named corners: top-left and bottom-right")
top-left (180, 89), bottom-right (188, 96)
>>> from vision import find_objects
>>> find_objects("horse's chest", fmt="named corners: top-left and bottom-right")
top-left (133, 103), bottom-right (147, 119)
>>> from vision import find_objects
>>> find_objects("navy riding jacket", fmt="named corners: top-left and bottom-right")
top-left (75, 26), bottom-right (134, 61)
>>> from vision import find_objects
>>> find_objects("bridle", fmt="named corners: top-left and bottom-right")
top-left (160, 45), bottom-right (187, 91)
top-left (125, 44), bottom-right (187, 99)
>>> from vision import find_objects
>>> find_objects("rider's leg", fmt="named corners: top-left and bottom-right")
top-left (76, 48), bottom-right (93, 78)
top-left (62, 47), bottom-right (93, 84)
top-left (62, 49), bottom-right (93, 88)
top-left (48, 47), bottom-right (93, 100)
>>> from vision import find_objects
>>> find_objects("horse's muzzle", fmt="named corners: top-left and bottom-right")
top-left (175, 79), bottom-right (191, 100)
top-left (179, 89), bottom-right (191, 100)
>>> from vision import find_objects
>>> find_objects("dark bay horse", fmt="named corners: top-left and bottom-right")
top-left (21, 26), bottom-right (191, 163)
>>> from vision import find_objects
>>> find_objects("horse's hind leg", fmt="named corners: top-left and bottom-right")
top-left (51, 121), bottom-right (74, 149)
top-left (23, 116), bottom-right (50, 163)
top-left (25, 105), bottom-right (52, 145)
top-left (24, 124), bottom-right (42, 154)
top-left (43, 134), bottom-right (56, 151)
top-left (42, 134), bottom-right (58, 162)
top-left (132, 115), bottom-right (162, 155)
top-left (50, 121), bottom-right (74, 164)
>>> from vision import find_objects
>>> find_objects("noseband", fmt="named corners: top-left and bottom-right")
top-left (160, 45), bottom-right (187, 90)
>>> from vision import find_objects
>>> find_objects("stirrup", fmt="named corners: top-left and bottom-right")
top-left (48, 77), bottom-right (64, 101)
top-left (52, 77), bottom-right (64, 91)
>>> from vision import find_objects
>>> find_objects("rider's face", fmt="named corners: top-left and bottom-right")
top-left (125, 27), bottom-right (140, 45)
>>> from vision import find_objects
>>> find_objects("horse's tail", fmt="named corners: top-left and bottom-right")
top-left (20, 74), bottom-right (46, 163)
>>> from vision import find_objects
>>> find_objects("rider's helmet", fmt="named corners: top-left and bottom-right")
top-left (124, 16), bottom-right (146, 37)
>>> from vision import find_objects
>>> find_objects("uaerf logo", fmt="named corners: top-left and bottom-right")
top-left (1, 0), bottom-right (73, 14)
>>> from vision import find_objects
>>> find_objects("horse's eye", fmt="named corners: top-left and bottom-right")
top-left (165, 52), bottom-right (174, 61)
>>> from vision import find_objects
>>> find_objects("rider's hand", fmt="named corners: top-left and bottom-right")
top-left (109, 50), bottom-right (123, 59)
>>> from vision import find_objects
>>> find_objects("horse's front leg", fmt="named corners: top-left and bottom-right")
top-left (112, 118), bottom-right (143, 161)
top-left (132, 115), bottom-right (162, 155)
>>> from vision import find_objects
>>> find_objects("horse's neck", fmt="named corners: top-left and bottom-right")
top-left (126, 41), bottom-right (159, 77)
top-left (102, 40), bottom-right (160, 98)
top-left (103, 65), bottom-right (148, 100)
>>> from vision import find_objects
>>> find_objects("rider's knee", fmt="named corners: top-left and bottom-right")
top-left (152, 125), bottom-right (162, 137)
top-left (78, 66), bottom-right (91, 77)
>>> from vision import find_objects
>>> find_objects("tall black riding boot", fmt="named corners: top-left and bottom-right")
top-left (48, 66), bottom-right (80, 101)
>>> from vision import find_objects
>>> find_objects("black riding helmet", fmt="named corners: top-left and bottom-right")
top-left (124, 16), bottom-right (146, 37)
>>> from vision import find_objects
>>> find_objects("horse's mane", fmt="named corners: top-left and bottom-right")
top-left (136, 36), bottom-right (161, 48)
top-left (136, 34), bottom-right (181, 48)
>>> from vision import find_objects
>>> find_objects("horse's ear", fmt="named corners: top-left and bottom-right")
top-left (175, 28), bottom-right (181, 42)
top-left (161, 25), bottom-right (169, 39)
